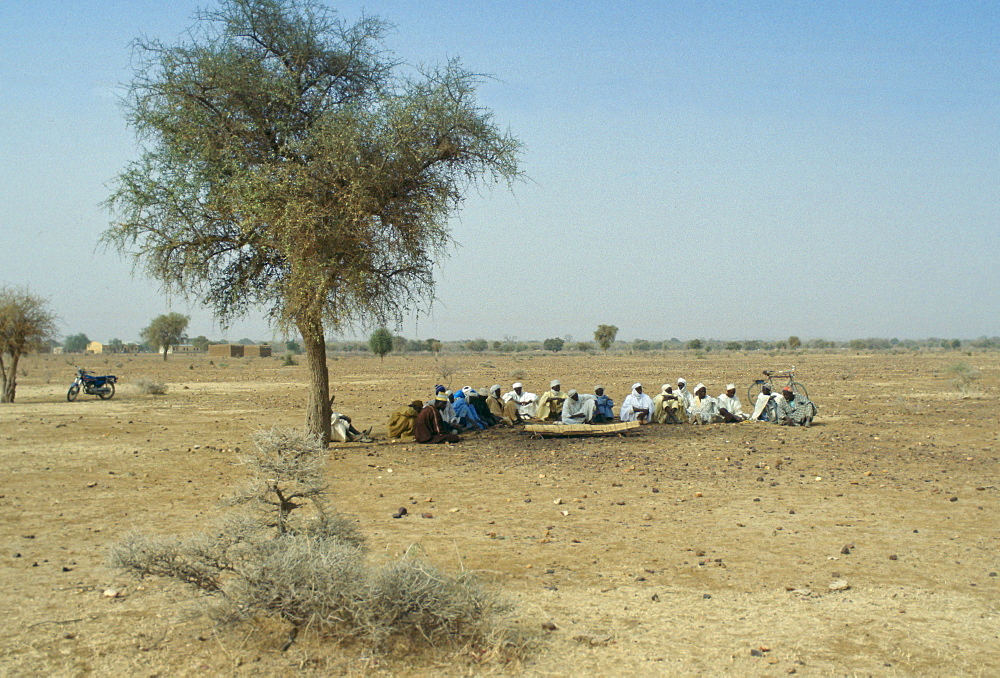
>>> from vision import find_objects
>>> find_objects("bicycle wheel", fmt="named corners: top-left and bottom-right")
top-left (790, 381), bottom-right (808, 399)
top-left (747, 381), bottom-right (764, 403)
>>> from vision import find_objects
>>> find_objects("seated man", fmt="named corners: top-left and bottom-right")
top-left (750, 384), bottom-right (776, 421)
top-left (387, 400), bottom-right (423, 439)
top-left (466, 387), bottom-right (501, 426)
top-left (620, 383), bottom-right (653, 422)
top-left (652, 384), bottom-right (684, 424)
top-left (594, 385), bottom-right (615, 422)
top-left (774, 386), bottom-right (817, 426)
top-left (486, 384), bottom-right (519, 424)
top-left (561, 389), bottom-right (598, 424)
top-left (414, 396), bottom-right (462, 444)
top-left (536, 379), bottom-right (567, 421)
top-left (503, 382), bottom-right (538, 419)
top-left (687, 383), bottom-right (723, 424)
top-left (331, 412), bottom-right (373, 443)
top-left (717, 383), bottom-right (748, 422)
top-left (676, 378), bottom-right (694, 411)
top-left (452, 388), bottom-right (486, 430)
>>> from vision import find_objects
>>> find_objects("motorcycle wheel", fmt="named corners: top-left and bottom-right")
top-left (67, 384), bottom-right (80, 402)
top-left (98, 382), bottom-right (116, 400)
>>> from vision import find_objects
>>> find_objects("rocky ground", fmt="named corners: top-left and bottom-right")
top-left (1, 350), bottom-right (997, 676)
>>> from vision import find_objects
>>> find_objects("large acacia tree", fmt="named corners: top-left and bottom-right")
top-left (104, 0), bottom-right (520, 442)
top-left (0, 286), bottom-right (58, 403)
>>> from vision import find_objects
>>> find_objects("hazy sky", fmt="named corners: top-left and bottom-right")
top-left (2, 1), bottom-right (997, 343)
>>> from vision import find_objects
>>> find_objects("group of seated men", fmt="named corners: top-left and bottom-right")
top-left (385, 378), bottom-right (817, 444)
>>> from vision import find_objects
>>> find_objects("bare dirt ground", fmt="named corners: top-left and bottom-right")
top-left (1, 350), bottom-right (998, 676)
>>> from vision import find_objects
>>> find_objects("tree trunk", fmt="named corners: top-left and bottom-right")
top-left (0, 352), bottom-right (19, 403)
top-left (162, 345), bottom-right (169, 361)
top-left (299, 321), bottom-right (332, 444)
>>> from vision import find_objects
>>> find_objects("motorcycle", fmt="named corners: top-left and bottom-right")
top-left (67, 367), bottom-right (117, 401)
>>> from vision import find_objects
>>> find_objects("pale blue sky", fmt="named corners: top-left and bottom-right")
top-left (1, 1), bottom-right (997, 343)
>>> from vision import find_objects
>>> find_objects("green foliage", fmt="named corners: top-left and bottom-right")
top-left (284, 339), bottom-right (301, 354)
top-left (575, 341), bottom-right (594, 352)
top-left (788, 335), bottom-right (801, 349)
top-left (425, 338), bottom-right (440, 352)
top-left (542, 337), bottom-right (564, 352)
top-left (593, 324), bottom-right (618, 352)
top-left (141, 312), bottom-right (190, 360)
top-left (724, 341), bottom-right (743, 351)
top-left (63, 333), bottom-right (90, 353)
top-left (632, 339), bottom-right (651, 351)
top-left (102, 0), bottom-right (521, 443)
top-left (369, 328), bottom-right (393, 361)
top-left (686, 338), bottom-right (703, 350)
top-left (0, 286), bottom-right (58, 403)
top-left (190, 335), bottom-right (210, 351)
top-left (465, 338), bottom-right (488, 353)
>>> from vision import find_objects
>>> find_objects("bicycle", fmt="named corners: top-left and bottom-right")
top-left (747, 369), bottom-right (807, 403)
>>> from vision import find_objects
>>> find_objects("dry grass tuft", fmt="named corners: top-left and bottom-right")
top-left (134, 377), bottom-right (167, 395)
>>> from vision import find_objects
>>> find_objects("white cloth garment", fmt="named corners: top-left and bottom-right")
top-left (620, 384), bottom-right (653, 422)
top-left (503, 384), bottom-right (538, 418)
top-left (717, 392), bottom-right (747, 420)
top-left (561, 392), bottom-right (597, 424)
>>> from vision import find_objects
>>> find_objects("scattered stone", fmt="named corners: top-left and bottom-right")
top-left (790, 588), bottom-right (812, 596)
top-left (651, 593), bottom-right (659, 602)
top-left (449, 507), bottom-right (460, 513)
top-left (560, 510), bottom-right (569, 516)
top-left (750, 649), bottom-right (763, 657)
top-left (841, 545), bottom-right (852, 555)
top-left (889, 554), bottom-right (898, 561)
top-left (420, 513), bottom-right (434, 519)
top-left (950, 496), bottom-right (958, 502)
top-left (703, 593), bottom-right (712, 599)
top-left (828, 579), bottom-right (850, 591)
top-left (103, 589), bottom-right (120, 598)
top-left (694, 492), bottom-right (703, 498)
top-left (553, 498), bottom-right (563, 505)
top-left (86, 481), bottom-right (97, 488)
top-left (392, 507), bottom-right (407, 519)
top-left (541, 622), bottom-right (558, 631)
top-left (641, 513), bottom-right (653, 521)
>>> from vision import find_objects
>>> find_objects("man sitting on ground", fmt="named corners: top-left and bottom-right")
top-left (774, 386), bottom-right (817, 426)
top-left (536, 379), bottom-right (567, 421)
top-left (620, 383), bottom-right (653, 422)
top-left (594, 385), bottom-right (615, 422)
top-left (750, 384), bottom-right (776, 421)
top-left (331, 412), bottom-right (373, 443)
top-left (561, 389), bottom-right (598, 424)
top-left (717, 383), bottom-right (748, 422)
top-left (387, 400), bottom-right (424, 439)
top-left (414, 396), bottom-right (462, 444)
top-left (652, 384), bottom-right (684, 424)
top-left (687, 383), bottom-right (723, 424)
top-left (453, 388), bottom-right (486, 430)
top-left (503, 382), bottom-right (539, 419)
top-left (486, 384), bottom-right (519, 424)
top-left (676, 378), bottom-right (694, 411)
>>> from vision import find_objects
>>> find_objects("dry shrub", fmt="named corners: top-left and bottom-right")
top-left (109, 426), bottom-right (524, 663)
top-left (134, 377), bottom-right (167, 395)
top-left (508, 369), bottom-right (527, 382)
top-left (894, 396), bottom-right (925, 416)
top-left (946, 362), bottom-right (980, 395)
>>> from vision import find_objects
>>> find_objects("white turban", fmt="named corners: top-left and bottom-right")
top-left (512, 382), bottom-right (522, 389)
top-left (677, 378), bottom-right (687, 385)
top-left (694, 383), bottom-right (706, 392)
top-left (550, 379), bottom-right (560, 388)
top-left (632, 383), bottom-right (642, 390)
top-left (490, 384), bottom-right (501, 394)
top-left (726, 383), bottom-right (736, 390)
top-left (567, 389), bottom-right (578, 397)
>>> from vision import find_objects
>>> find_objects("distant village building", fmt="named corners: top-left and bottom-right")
top-left (243, 344), bottom-right (272, 358)
top-left (208, 344), bottom-right (245, 357)
top-left (169, 344), bottom-right (204, 354)
top-left (86, 341), bottom-right (103, 354)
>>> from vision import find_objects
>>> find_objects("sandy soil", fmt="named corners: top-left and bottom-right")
top-left (1, 350), bottom-right (997, 676)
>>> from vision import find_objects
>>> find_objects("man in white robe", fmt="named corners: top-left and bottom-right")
top-left (503, 382), bottom-right (538, 419)
top-left (687, 383), bottom-right (723, 424)
top-left (717, 383), bottom-right (748, 422)
top-left (676, 378), bottom-right (694, 411)
top-left (750, 384), bottom-right (776, 421)
top-left (536, 379), bottom-right (567, 421)
top-left (620, 383), bottom-right (653, 422)
top-left (561, 390), bottom-right (597, 424)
